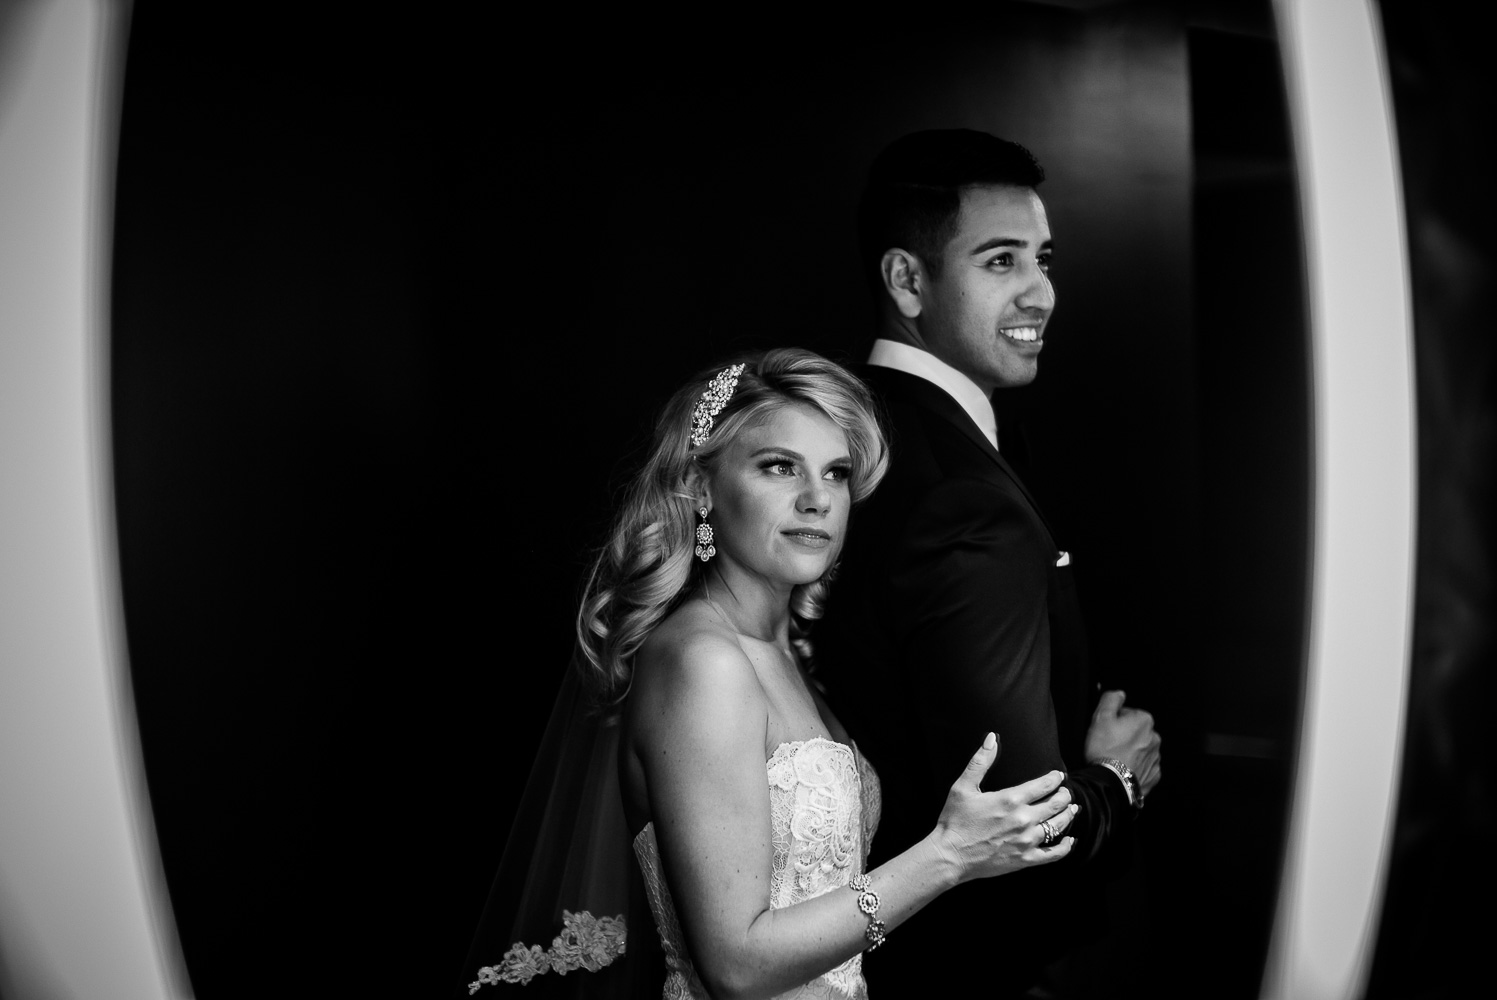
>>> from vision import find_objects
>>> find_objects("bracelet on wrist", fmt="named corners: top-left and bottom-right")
top-left (848, 874), bottom-right (886, 951)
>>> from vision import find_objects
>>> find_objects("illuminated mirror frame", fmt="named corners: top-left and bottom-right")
top-left (0, 3), bottom-right (1417, 997)
top-left (0, 2), bottom-right (188, 997)
top-left (1264, 2), bottom-right (1415, 998)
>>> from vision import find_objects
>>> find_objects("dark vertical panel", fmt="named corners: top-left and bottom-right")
top-left (111, 8), bottom-right (522, 997)
top-left (1368, 2), bottom-right (1497, 996)
top-left (1088, 5), bottom-right (1312, 995)
top-left (1185, 12), bottom-right (1309, 995)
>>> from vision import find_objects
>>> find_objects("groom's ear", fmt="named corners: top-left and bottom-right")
top-left (880, 248), bottom-right (925, 320)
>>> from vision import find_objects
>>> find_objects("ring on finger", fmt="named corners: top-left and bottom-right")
top-left (1039, 819), bottom-right (1058, 846)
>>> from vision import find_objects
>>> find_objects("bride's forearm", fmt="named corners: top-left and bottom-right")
top-left (697, 832), bottom-right (963, 1000)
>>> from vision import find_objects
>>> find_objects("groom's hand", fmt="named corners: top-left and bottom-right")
top-left (1084, 690), bottom-right (1162, 798)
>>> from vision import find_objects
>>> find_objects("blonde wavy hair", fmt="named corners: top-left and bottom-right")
top-left (575, 348), bottom-right (888, 711)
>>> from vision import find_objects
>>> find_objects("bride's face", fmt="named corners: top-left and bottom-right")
top-left (706, 403), bottom-right (852, 590)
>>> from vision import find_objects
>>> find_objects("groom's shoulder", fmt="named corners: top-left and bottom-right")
top-left (855, 365), bottom-right (981, 488)
top-left (854, 365), bottom-right (937, 445)
top-left (851, 361), bottom-right (924, 407)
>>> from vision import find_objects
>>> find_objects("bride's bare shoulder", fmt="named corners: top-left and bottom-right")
top-left (632, 601), bottom-right (760, 710)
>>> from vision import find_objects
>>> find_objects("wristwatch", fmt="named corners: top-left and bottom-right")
top-left (1097, 757), bottom-right (1142, 808)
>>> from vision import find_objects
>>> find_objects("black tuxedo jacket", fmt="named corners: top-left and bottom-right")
top-left (816, 365), bottom-right (1134, 996)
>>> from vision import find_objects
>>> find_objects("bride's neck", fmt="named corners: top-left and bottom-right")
top-left (701, 566), bottom-right (792, 645)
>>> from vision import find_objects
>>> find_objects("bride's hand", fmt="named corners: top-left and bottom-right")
top-left (931, 732), bottom-right (1076, 883)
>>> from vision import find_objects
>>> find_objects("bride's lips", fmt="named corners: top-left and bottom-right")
top-left (782, 528), bottom-right (832, 549)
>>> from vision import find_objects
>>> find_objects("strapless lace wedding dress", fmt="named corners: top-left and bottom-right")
top-left (633, 738), bottom-right (882, 999)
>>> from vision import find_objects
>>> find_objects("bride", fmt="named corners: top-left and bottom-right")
top-left (465, 349), bottom-right (1075, 998)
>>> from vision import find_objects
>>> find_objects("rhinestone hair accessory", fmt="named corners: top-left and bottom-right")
top-left (689, 363), bottom-right (746, 448)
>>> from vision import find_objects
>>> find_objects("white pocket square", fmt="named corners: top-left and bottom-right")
top-left (1056, 551), bottom-right (1071, 567)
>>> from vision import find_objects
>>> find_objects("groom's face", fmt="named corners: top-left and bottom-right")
top-left (917, 184), bottom-right (1056, 393)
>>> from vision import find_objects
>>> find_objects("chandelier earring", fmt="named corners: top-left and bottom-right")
top-left (694, 507), bottom-right (716, 562)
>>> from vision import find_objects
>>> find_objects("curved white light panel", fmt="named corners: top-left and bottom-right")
top-left (0, 2), bottom-right (189, 997)
top-left (1264, 2), bottom-right (1416, 999)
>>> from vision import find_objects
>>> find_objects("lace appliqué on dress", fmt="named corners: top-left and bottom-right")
top-left (634, 825), bottom-right (711, 1000)
top-left (468, 910), bottom-right (627, 992)
top-left (766, 739), bottom-right (866, 998)
top-left (856, 748), bottom-right (882, 873)
top-left (633, 738), bottom-right (873, 999)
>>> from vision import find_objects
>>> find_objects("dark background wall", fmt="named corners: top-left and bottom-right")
top-left (111, 2), bottom-right (1309, 996)
top-left (1368, 1), bottom-right (1497, 997)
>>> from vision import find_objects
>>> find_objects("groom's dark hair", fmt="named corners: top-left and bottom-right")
top-left (857, 129), bottom-right (1045, 300)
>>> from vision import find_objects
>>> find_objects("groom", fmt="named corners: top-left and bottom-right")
top-left (817, 129), bottom-right (1162, 997)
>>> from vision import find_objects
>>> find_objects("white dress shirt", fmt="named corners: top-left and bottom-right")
top-left (866, 338), bottom-right (999, 451)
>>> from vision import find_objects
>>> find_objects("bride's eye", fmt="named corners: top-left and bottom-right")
top-left (759, 459), bottom-right (796, 476)
top-left (825, 465), bottom-right (852, 483)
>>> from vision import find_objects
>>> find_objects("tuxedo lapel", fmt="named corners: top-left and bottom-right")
top-left (862, 365), bottom-right (1059, 544)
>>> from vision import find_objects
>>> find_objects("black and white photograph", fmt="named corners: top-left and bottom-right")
top-left (1, 1), bottom-right (1492, 997)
